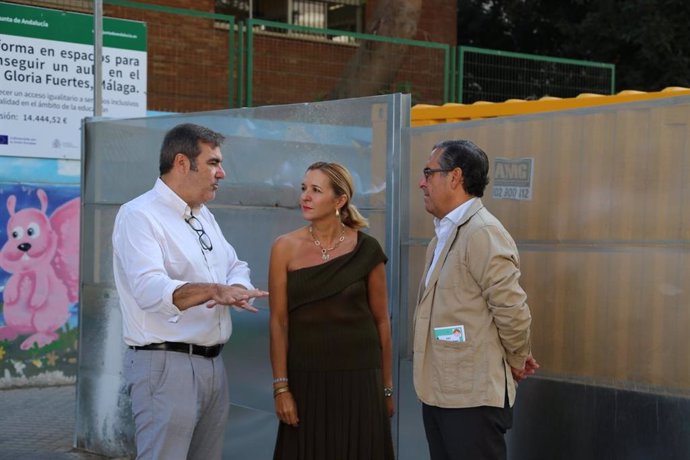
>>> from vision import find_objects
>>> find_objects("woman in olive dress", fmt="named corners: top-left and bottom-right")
top-left (269, 161), bottom-right (394, 460)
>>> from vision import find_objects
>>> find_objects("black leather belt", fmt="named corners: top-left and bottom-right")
top-left (129, 341), bottom-right (224, 358)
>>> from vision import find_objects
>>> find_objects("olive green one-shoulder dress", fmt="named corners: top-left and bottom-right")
top-left (273, 231), bottom-right (394, 460)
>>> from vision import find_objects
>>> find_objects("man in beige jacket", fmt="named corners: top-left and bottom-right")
top-left (414, 140), bottom-right (539, 460)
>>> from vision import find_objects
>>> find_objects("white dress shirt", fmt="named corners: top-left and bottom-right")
top-left (425, 197), bottom-right (476, 287)
top-left (112, 178), bottom-right (254, 347)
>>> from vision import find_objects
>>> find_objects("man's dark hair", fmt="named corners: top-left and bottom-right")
top-left (159, 123), bottom-right (225, 175)
top-left (433, 139), bottom-right (490, 197)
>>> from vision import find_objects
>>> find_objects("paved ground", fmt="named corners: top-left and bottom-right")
top-left (0, 385), bottom-right (121, 460)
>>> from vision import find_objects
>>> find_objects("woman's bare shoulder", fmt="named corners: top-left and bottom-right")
top-left (271, 227), bottom-right (310, 254)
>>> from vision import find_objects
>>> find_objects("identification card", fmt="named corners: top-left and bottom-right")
top-left (433, 325), bottom-right (466, 342)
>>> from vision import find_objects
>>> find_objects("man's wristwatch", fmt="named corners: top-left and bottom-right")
top-left (383, 386), bottom-right (393, 397)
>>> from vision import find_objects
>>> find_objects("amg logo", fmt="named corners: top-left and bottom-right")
top-left (493, 158), bottom-right (533, 186)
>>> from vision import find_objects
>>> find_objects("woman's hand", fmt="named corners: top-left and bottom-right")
top-left (385, 395), bottom-right (395, 418)
top-left (274, 389), bottom-right (300, 427)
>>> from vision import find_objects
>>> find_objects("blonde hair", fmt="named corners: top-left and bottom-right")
top-left (306, 161), bottom-right (369, 230)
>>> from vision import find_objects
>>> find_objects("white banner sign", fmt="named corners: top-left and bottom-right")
top-left (0, 4), bottom-right (147, 159)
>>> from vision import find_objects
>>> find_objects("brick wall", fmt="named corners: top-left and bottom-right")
top-left (416, 0), bottom-right (457, 46)
top-left (100, 0), bottom-right (456, 111)
top-left (105, 0), bottom-right (233, 112)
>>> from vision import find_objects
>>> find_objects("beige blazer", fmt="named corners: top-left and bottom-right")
top-left (413, 199), bottom-right (532, 409)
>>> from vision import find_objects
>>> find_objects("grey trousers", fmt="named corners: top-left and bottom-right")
top-left (124, 348), bottom-right (230, 460)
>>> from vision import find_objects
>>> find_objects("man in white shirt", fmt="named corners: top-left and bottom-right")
top-left (112, 123), bottom-right (268, 460)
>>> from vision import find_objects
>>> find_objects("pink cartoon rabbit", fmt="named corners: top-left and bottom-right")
top-left (0, 189), bottom-right (80, 350)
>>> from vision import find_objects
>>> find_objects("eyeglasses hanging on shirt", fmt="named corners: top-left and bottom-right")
top-left (185, 214), bottom-right (213, 252)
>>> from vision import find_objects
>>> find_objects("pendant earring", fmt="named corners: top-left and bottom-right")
top-left (335, 208), bottom-right (340, 217)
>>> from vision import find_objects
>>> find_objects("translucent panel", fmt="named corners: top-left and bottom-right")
top-left (77, 94), bottom-right (409, 456)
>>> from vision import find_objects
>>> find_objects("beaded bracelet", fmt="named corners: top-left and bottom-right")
top-left (273, 377), bottom-right (289, 384)
top-left (273, 386), bottom-right (290, 398)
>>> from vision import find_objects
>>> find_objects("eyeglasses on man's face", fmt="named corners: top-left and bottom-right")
top-left (422, 167), bottom-right (454, 180)
top-left (185, 215), bottom-right (213, 251)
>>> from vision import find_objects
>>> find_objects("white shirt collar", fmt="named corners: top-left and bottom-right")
top-left (433, 197), bottom-right (476, 237)
top-left (153, 177), bottom-right (202, 218)
top-left (425, 198), bottom-right (477, 287)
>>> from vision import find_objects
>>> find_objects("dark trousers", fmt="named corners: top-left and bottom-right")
top-left (422, 398), bottom-right (513, 460)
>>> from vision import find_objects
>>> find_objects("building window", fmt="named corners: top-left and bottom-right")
top-left (215, 0), bottom-right (364, 33)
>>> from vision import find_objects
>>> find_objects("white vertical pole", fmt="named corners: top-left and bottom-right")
top-left (93, 0), bottom-right (103, 116)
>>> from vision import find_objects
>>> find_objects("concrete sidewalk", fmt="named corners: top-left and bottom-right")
top-left (0, 385), bottom-right (119, 460)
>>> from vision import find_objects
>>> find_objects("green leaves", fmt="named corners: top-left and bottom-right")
top-left (457, 0), bottom-right (690, 91)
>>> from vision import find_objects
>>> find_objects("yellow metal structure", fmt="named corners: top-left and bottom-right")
top-left (411, 87), bottom-right (690, 126)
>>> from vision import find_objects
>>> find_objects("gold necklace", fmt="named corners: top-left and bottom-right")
top-left (309, 224), bottom-right (346, 261)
